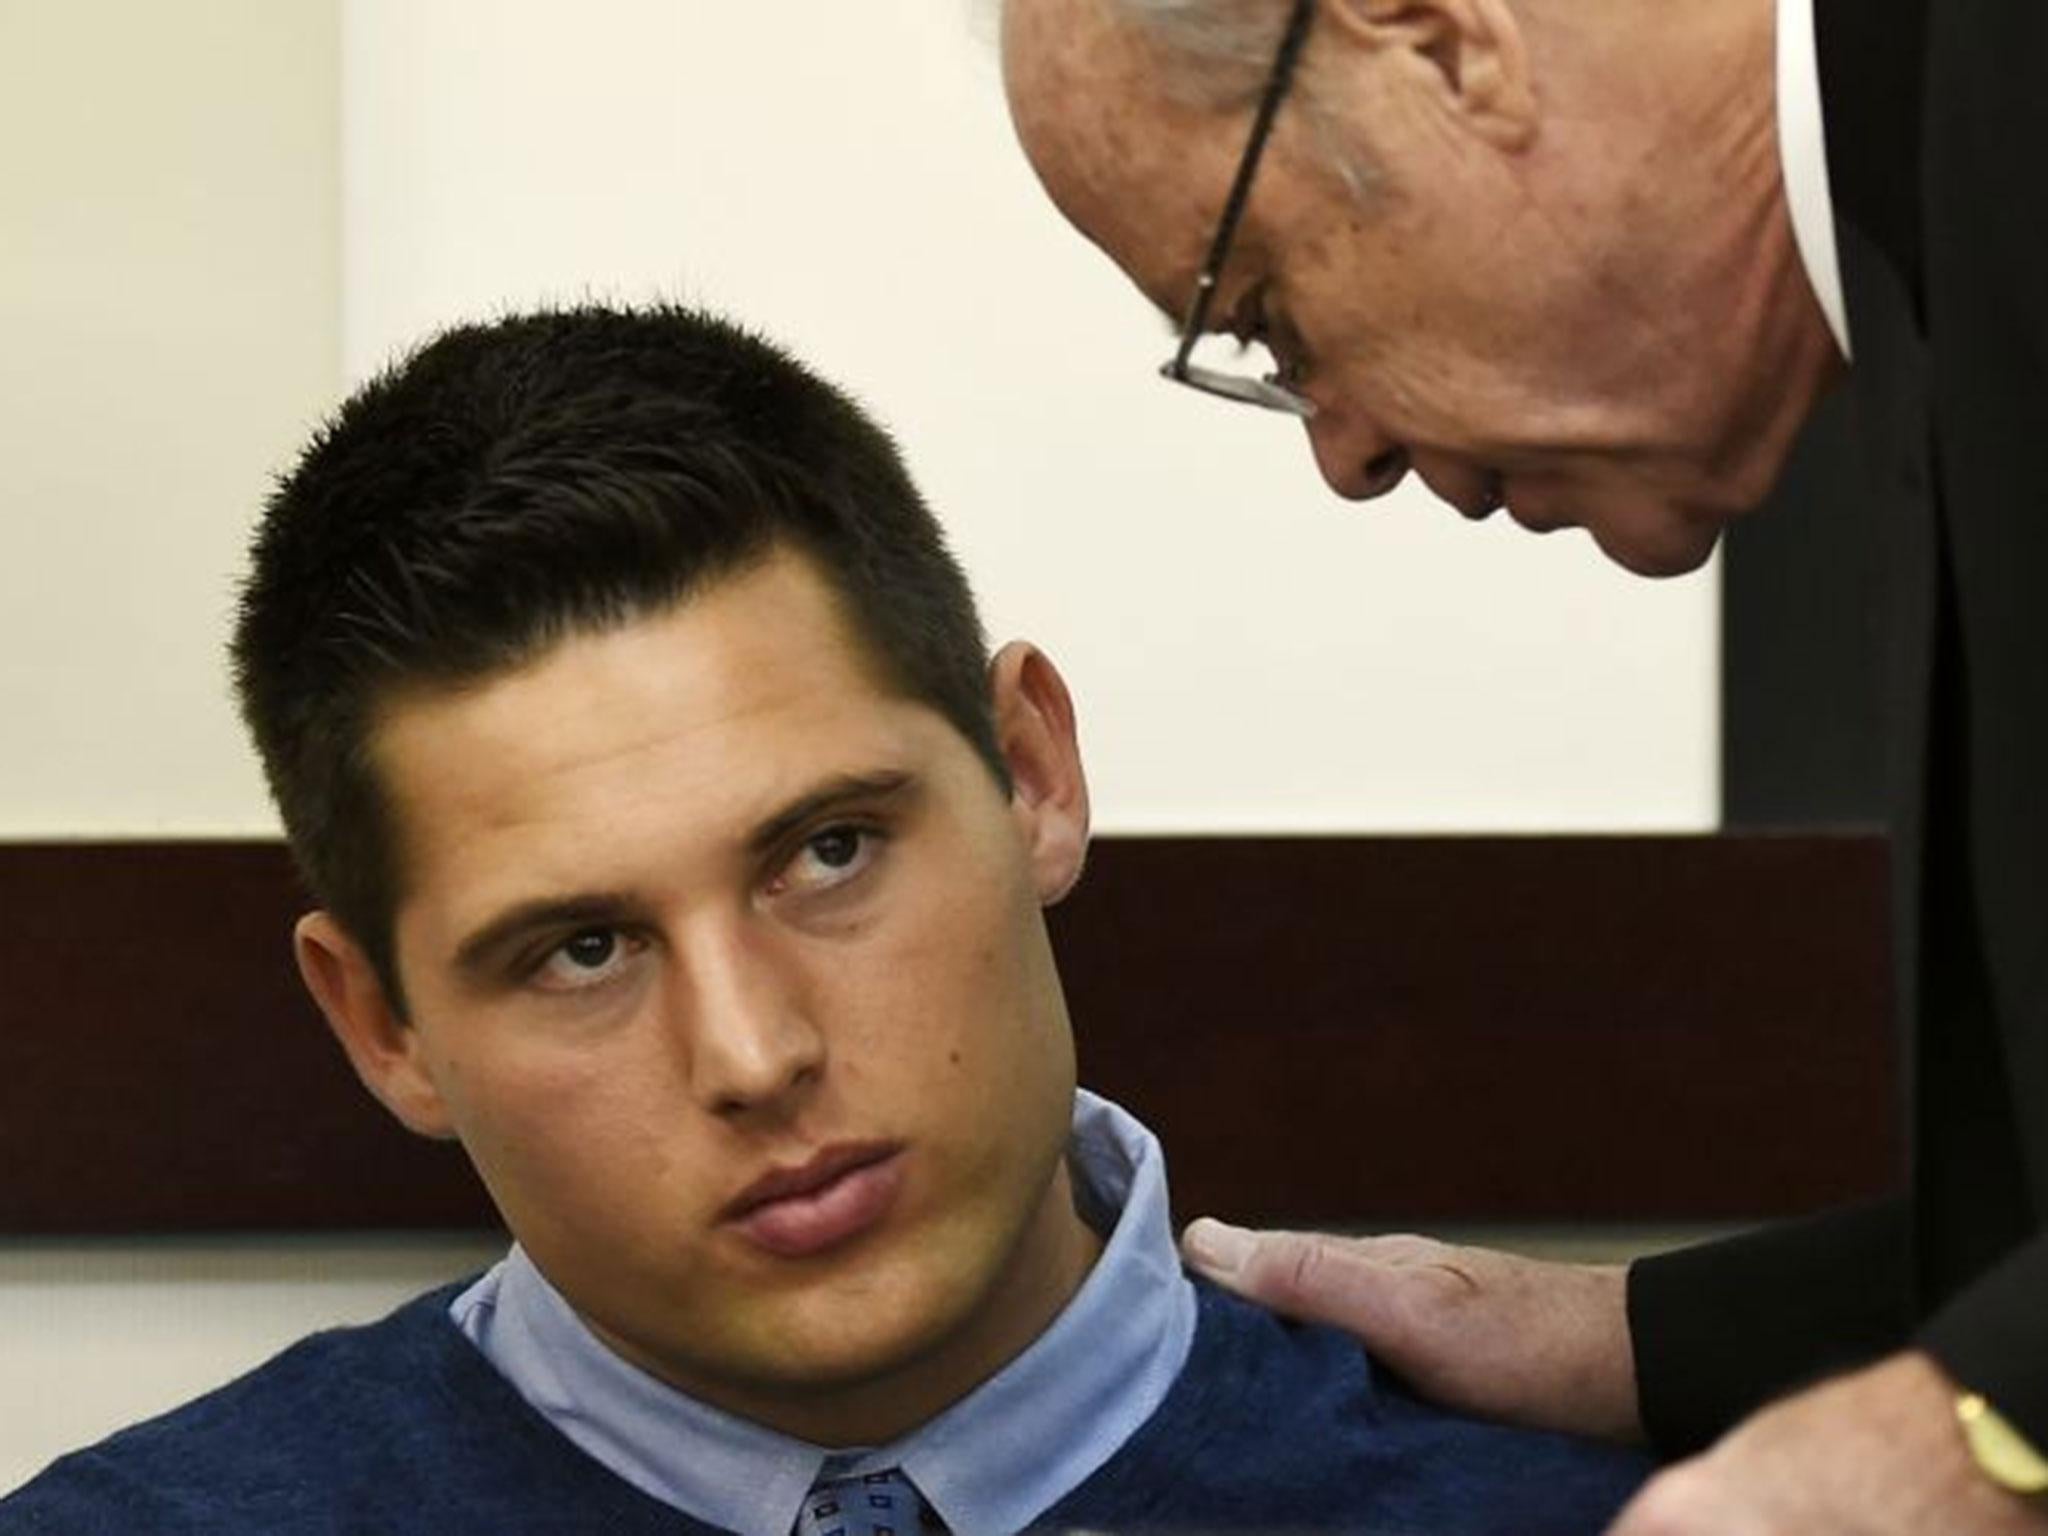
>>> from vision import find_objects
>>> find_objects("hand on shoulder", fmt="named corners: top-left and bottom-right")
top-left (1180, 1220), bottom-right (1640, 1443)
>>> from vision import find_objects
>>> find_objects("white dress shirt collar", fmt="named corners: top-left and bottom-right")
top-left (1777, 0), bottom-right (1853, 358)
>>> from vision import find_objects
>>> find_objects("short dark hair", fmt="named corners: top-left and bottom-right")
top-left (233, 303), bottom-right (1002, 1010)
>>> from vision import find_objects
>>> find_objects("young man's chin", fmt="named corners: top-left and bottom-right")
top-left (582, 1220), bottom-right (1019, 1400)
top-left (575, 1276), bottom-right (999, 1448)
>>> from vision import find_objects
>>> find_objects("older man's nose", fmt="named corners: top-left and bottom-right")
top-left (1307, 414), bottom-right (1410, 501)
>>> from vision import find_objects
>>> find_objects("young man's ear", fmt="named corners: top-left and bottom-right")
top-left (1322, 0), bottom-right (1537, 151)
top-left (293, 912), bottom-right (458, 1140)
top-left (988, 641), bottom-right (1091, 906)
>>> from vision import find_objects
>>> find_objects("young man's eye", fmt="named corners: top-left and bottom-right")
top-left (773, 824), bottom-right (883, 897)
top-left (531, 927), bottom-right (638, 992)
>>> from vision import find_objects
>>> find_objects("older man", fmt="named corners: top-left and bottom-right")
top-left (1002, 0), bottom-right (2048, 1532)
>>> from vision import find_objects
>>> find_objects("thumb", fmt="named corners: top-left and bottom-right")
top-left (1181, 1218), bottom-right (1416, 1341)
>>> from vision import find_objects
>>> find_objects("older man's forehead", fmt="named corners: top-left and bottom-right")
top-left (1004, 0), bottom-right (1250, 314)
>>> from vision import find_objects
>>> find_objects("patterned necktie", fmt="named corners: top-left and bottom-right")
top-left (798, 1467), bottom-right (936, 1536)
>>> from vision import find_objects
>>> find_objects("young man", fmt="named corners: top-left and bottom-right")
top-left (1, 305), bottom-right (1648, 1534)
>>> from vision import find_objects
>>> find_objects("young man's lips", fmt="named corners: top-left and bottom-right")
top-left (723, 1144), bottom-right (904, 1259)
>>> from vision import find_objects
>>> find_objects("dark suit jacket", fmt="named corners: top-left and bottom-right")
top-left (1628, 0), bottom-right (2048, 1457)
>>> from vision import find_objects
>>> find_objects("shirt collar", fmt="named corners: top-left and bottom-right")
top-left (1777, 0), bottom-right (1852, 358)
top-left (452, 1090), bottom-right (1198, 1536)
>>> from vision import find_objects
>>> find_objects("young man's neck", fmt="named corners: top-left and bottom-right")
top-left (591, 1160), bottom-right (1105, 1448)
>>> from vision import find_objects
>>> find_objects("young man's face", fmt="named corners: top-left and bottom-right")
top-left (297, 546), bottom-right (1099, 1442)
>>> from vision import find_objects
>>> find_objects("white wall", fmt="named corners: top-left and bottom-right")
top-left (2, 0), bottom-right (1719, 1495)
top-left (0, 1), bottom-right (337, 838)
top-left (0, 0), bottom-right (1719, 841)
top-left (341, 0), bottom-right (1719, 835)
top-left (0, 0), bottom-right (430, 1494)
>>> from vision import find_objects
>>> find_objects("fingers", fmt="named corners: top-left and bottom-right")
top-left (1180, 1218), bottom-right (1428, 1338)
top-left (1182, 1218), bottom-right (1645, 1443)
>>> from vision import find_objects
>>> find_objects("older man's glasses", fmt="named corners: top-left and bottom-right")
top-left (1159, 0), bottom-right (1318, 418)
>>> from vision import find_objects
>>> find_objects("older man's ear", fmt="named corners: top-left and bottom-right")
top-left (988, 641), bottom-right (1091, 907)
top-left (1320, 0), bottom-right (1539, 152)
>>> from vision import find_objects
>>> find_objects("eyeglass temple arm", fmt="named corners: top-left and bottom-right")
top-left (1167, 0), bottom-right (1319, 374)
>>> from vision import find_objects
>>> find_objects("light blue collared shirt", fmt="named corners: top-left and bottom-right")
top-left (451, 1090), bottom-right (1198, 1536)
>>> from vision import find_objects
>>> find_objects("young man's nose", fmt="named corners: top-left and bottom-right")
top-left (675, 932), bottom-right (826, 1118)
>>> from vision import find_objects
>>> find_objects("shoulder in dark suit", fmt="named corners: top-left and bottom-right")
top-left (1630, 0), bottom-right (2048, 1457)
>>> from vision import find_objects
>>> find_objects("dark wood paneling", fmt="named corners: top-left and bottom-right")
top-left (0, 843), bottom-right (492, 1233)
top-left (1055, 835), bottom-right (1899, 1226)
top-left (0, 836), bottom-right (1898, 1233)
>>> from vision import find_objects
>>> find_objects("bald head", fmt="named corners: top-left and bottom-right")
top-left (1011, 0), bottom-right (1296, 107)
top-left (1004, 0), bottom-right (1355, 240)
top-left (998, 0), bottom-right (1840, 578)
top-left (1004, 0), bottom-right (1218, 250)
top-left (1002, 0), bottom-right (1342, 328)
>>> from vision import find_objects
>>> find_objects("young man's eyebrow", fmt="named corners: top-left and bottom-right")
top-left (747, 770), bottom-right (919, 858)
top-left (452, 892), bottom-right (639, 977)
top-left (448, 774), bottom-right (919, 976)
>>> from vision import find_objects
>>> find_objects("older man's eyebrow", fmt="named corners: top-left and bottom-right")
top-left (453, 892), bottom-right (639, 978)
top-left (747, 770), bottom-right (919, 858)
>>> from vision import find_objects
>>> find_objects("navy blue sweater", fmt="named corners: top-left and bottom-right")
top-left (1, 1279), bottom-right (1648, 1533)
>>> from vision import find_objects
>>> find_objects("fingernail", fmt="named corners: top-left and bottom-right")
top-left (1182, 1218), bottom-right (1254, 1276)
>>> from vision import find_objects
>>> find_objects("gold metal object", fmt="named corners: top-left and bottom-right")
top-left (1956, 1392), bottom-right (2048, 1497)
